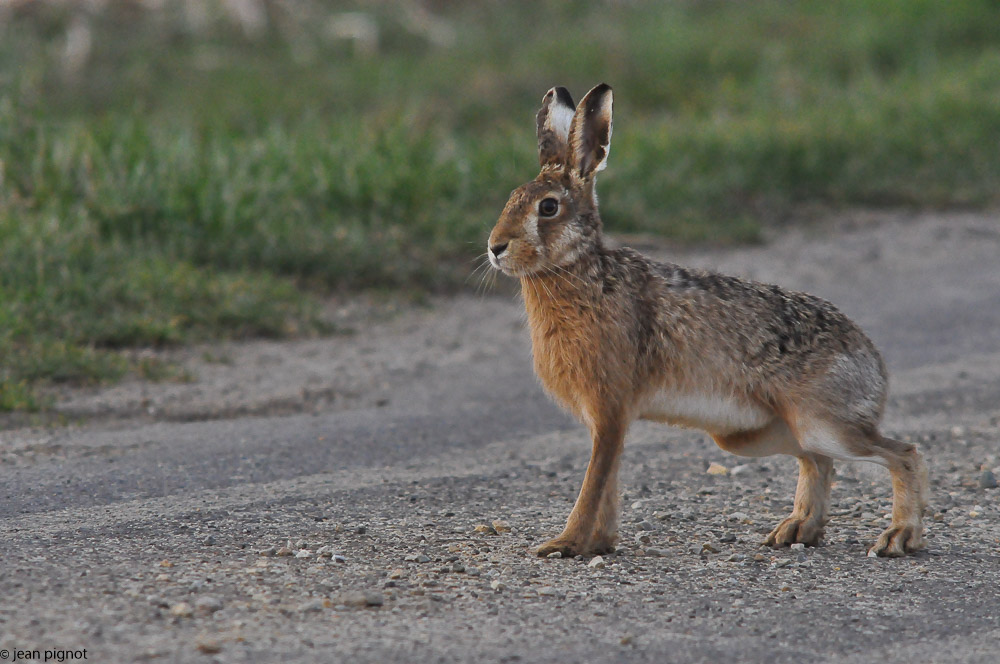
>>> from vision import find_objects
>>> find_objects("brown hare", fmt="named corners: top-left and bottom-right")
top-left (487, 83), bottom-right (927, 558)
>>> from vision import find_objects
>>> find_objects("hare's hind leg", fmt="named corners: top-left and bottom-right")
top-left (795, 419), bottom-right (927, 556)
top-left (867, 434), bottom-right (928, 557)
top-left (765, 453), bottom-right (835, 547)
top-left (711, 419), bottom-right (833, 547)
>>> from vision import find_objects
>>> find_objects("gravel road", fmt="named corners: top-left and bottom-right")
top-left (1, 211), bottom-right (999, 663)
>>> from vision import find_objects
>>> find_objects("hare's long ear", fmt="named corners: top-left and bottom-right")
top-left (536, 86), bottom-right (575, 168)
top-left (567, 83), bottom-right (613, 180)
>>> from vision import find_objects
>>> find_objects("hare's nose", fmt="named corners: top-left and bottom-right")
top-left (490, 242), bottom-right (509, 258)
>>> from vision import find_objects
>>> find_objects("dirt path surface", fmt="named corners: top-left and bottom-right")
top-left (2, 211), bottom-right (999, 663)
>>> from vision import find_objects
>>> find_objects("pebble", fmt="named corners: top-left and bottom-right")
top-left (473, 524), bottom-right (497, 535)
top-left (790, 543), bottom-right (806, 552)
top-left (333, 554), bottom-right (347, 564)
top-left (635, 533), bottom-right (651, 544)
top-left (730, 464), bottom-right (751, 476)
top-left (637, 521), bottom-right (656, 531)
top-left (719, 533), bottom-right (736, 543)
top-left (451, 562), bottom-right (466, 573)
top-left (194, 596), bottom-right (223, 615)
top-left (300, 599), bottom-right (325, 613)
top-left (202, 535), bottom-right (215, 546)
top-left (979, 470), bottom-right (998, 489)
top-left (258, 546), bottom-right (277, 557)
top-left (295, 549), bottom-right (313, 559)
top-left (547, 551), bottom-right (563, 559)
top-left (336, 591), bottom-right (384, 607)
top-left (389, 568), bottom-right (404, 579)
top-left (701, 542), bottom-right (720, 554)
top-left (491, 519), bottom-right (512, 533)
top-left (707, 462), bottom-right (729, 475)
top-left (652, 511), bottom-right (671, 521)
top-left (170, 602), bottom-right (194, 618)
top-left (588, 556), bottom-right (606, 569)
top-left (537, 586), bottom-right (559, 596)
top-left (490, 580), bottom-right (506, 592)
top-left (276, 546), bottom-right (294, 557)
top-left (644, 547), bottom-right (666, 557)
top-left (727, 512), bottom-right (750, 522)
top-left (195, 638), bottom-right (222, 654)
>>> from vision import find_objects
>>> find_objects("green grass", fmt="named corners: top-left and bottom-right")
top-left (2, 0), bottom-right (1000, 409)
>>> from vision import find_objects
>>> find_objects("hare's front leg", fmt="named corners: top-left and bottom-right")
top-left (536, 415), bottom-right (627, 557)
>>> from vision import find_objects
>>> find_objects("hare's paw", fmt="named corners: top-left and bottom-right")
top-left (587, 535), bottom-right (617, 556)
top-left (535, 535), bottom-right (585, 558)
top-left (869, 524), bottom-right (925, 557)
top-left (764, 516), bottom-right (824, 548)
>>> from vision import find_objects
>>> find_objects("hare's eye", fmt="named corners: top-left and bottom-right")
top-left (538, 198), bottom-right (559, 217)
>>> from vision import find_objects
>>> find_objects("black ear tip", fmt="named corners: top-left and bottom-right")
top-left (554, 86), bottom-right (575, 109)
top-left (593, 82), bottom-right (612, 96)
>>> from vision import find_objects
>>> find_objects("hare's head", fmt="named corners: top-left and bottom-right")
top-left (488, 84), bottom-right (613, 277)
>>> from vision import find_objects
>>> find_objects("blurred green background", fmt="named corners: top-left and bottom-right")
top-left (3, 0), bottom-right (1000, 410)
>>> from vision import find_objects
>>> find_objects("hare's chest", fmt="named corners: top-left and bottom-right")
top-left (528, 319), bottom-right (608, 417)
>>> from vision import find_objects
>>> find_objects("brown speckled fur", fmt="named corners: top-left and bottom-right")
top-left (488, 84), bottom-right (927, 558)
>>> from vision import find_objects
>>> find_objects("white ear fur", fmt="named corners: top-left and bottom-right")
top-left (537, 87), bottom-right (575, 168)
top-left (568, 83), bottom-right (613, 179)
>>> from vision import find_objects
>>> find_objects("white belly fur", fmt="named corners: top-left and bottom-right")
top-left (638, 389), bottom-right (772, 435)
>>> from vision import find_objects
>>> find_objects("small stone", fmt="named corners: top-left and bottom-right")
top-left (275, 546), bottom-right (294, 557)
top-left (588, 555), bottom-right (606, 569)
top-left (389, 568), bottom-right (404, 579)
top-left (295, 540), bottom-right (308, 549)
top-left (753, 553), bottom-right (767, 562)
top-left (451, 562), bottom-right (466, 573)
top-left (790, 543), bottom-right (806, 552)
top-left (538, 586), bottom-right (559, 596)
top-left (652, 511), bottom-right (671, 521)
top-left (490, 580), bottom-right (506, 592)
top-left (979, 470), bottom-right (998, 489)
top-left (416, 554), bottom-right (431, 563)
top-left (316, 546), bottom-right (333, 558)
top-left (774, 559), bottom-right (792, 568)
top-left (635, 533), bottom-right (651, 544)
top-left (155, 573), bottom-right (170, 582)
top-left (780, 585), bottom-right (792, 592)
top-left (950, 425), bottom-right (967, 438)
top-left (258, 546), bottom-right (276, 557)
top-left (730, 464), bottom-right (751, 476)
top-left (702, 542), bottom-right (720, 554)
top-left (719, 533), bottom-right (737, 543)
top-left (644, 547), bottom-right (666, 557)
top-left (158, 560), bottom-right (174, 568)
top-left (637, 520), bottom-right (655, 531)
top-left (170, 602), bottom-right (194, 618)
top-left (202, 535), bottom-right (215, 546)
top-left (491, 519), bottom-right (511, 533)
top-left (333, 554), bottom-right (347, 564)
top-left (300, 599), bottom-right (325, 613)
top-left (630, 501), bottom-right (643, 509)
top-left (867, 549), bottom-right (878, 558)
top-left (295, 549), bottom-right (313, 559)
top-left (727, 553), bottom-right (746, 562)
top-left (546, 551), bottom-right (563, 559)
top-left (707, 462), bottom-right (729, 476)
top-left (195, 638), bottom-right (221, 654)
top-left (727, 512), bottom-right (750, 522)
top-left (194, 596), bottom-right (223, 615)
top-left (473, 524), bottom-right (497, 535)
top-left (620, 634), bottom-right (635, 646)
top-left (364, 592), bottom-right (385, 607)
